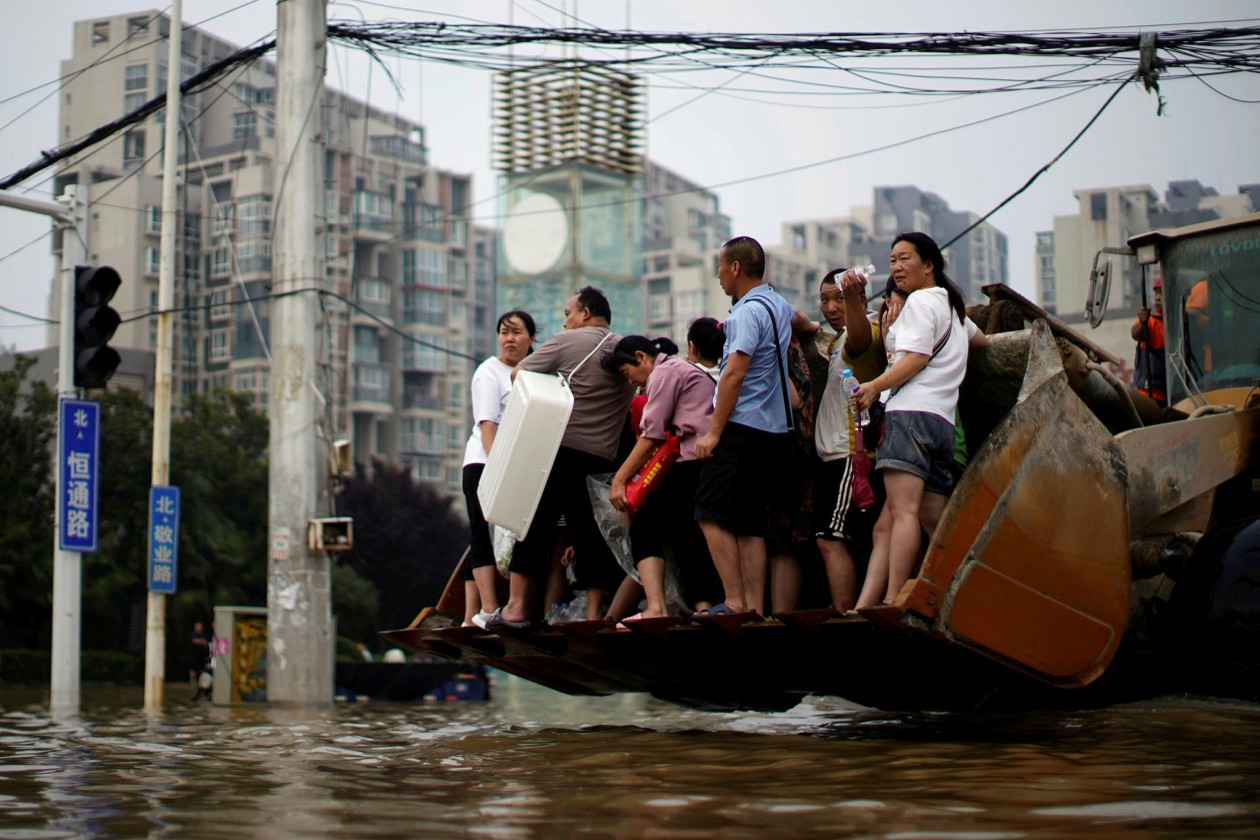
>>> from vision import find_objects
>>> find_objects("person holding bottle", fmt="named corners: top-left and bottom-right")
top-left (853, 232), bottom-right (987, 609)
top-left (809, 268), bottom-right (883, 613)
top-left (461, 309), bottom-right (536, 628)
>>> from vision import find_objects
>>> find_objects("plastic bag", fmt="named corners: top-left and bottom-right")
top-left (492, 525), bottom-right (516, 576)
top-left (585, 473), bottom-right (688, 612)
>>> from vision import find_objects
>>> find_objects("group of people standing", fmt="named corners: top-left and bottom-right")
top-left (458, 231), bottom-right (987, 628)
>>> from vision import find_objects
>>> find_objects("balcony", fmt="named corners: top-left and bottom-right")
top-left (353, 190), bottom-right (394, 238)
top-left (353, 279), bottom-right (393, 320)
top-left (351, 361), bottom-right (393, 405)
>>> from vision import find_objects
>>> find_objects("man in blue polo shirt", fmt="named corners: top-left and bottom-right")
top-left (693, 235), bottom-right (794, 616)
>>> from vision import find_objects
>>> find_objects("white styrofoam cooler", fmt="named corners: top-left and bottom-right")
top-left (477, 370), bottom-right (574, 540)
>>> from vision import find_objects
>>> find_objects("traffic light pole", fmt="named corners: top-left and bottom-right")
top-left (52, 188), bottom-right (88, 712)
top-left (0, 184), bottom-right (88, 712)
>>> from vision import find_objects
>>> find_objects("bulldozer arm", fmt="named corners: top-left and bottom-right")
top-left (900, 320), bottom-right (1131, 687)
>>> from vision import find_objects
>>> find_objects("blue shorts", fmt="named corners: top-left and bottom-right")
top-left (875, 410), bottom-right (956, 496)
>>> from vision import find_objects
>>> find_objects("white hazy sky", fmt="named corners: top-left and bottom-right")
top-left (2, 0), bottom-right (1258, 351)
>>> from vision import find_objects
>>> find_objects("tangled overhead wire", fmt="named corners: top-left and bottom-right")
top-left (4, 20), bottom-right (1258, 190)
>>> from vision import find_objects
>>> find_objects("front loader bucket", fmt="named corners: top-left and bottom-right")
top-left (900, 320), bottom-right (1131, 688)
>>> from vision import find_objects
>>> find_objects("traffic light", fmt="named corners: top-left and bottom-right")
top-left (73, 265), bottom-right (122, 388)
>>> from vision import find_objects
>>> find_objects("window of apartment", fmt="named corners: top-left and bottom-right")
top-left (403, 248), bottom-right (446, 288)
top-left (145, 246), bottom-right (160, 276)
top-left (145, 205), bottom-right (161, 235)
top-left (403, 334), bottom-right (448, 373)
top-left (92, 21), bottom-right (110, 44)
top-left (208, 331), bottom-right (230, 362)
top-left (128, 16), bottom-right (150, 37)
top-left (208, 289), bottom-right (230, 321)
top-left (209, 246), bottom-right (231, 278)
top-left (124, 64), bottom-right (147, 92)
top-left (237, 238), bottom-right (271, 275)
top-left (183, 253), bottom-right (201, 282)
top-left (234, 83), bottom-right (253, 104)
top-left (648, 294), bottom-right (671, 323)
top-left (124, 92), bottom-right (145, 114)
top-left (791, 225), bottom-right (807, 253)
top-left (211, 202), bottom-right (234, 235)
top-left (181, 53), bottom-right (198, 82)
top-left (123, 129), bottom-right (145, 165)
top-left (236, 194), bottom-right (271, 237)
top-left (1091, 192), bottom-right (1108, 221)
top-left (264, 110), bottom-right (275, 138)
top-left (232, 111), bottom-right (257, 141)
top-left (181, 337), bottom-right (197, 366)
top-left (675, 290), bottom-right (706, 324)
top-left (403, 289), bottom-right (446, 326)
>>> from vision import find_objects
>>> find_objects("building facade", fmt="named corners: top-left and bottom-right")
top-left (51, 11), bottom-right (488, 495)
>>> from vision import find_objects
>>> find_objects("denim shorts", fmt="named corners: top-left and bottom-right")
top-left (875, 410), bottom-right (956, 496)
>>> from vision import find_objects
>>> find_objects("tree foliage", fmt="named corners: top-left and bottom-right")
top-left (335, 459), bottom-right (466, 633)
top-left (0, 356), bottom-right (57, 648)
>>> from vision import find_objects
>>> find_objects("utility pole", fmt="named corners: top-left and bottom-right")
top-left (0, 186), bottom-right (85, 711)
top-left (269, 0), bottom-right (332, 704)
top-left (144, 0), bottom-right (183, 711)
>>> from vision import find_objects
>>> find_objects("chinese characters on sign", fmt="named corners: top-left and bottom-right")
top-left (58, 399), bottom-right (100, 552)
top-left (148, 486), bottom-right (181, 594)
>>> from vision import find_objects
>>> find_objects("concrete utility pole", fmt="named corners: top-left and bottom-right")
top-left (144, 0), bottom-right (183, 711)
top-left (0, 185), bottom-right (86, 711)
top-left (268, 0), bottom-right (333, 704)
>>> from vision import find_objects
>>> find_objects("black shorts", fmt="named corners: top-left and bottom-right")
top-left (694, 422), bottom-right (791, 538)
top-left (812, 456), bottom-right (872, 542)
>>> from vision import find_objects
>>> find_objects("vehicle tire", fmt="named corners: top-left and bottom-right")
top-left (1204, 519), bottom-right (1260, 699)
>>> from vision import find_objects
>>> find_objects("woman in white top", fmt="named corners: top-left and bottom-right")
top-left (854, 232), bottom-right (987, 609)
top-left (462, 310), bottom-right (536, 628)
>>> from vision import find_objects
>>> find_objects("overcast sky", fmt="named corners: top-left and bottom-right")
top-left (2, 0), bottom-right (1258, 351)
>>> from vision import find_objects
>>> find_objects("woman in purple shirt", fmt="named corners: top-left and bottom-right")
top-left (605, 335), bottom-right (719, 620)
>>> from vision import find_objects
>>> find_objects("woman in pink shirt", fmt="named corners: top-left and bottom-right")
top-left (605, 335), bottom-right (719, 620)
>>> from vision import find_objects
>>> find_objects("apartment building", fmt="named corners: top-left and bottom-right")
top-left (50, 11), bottom-right (489, 495)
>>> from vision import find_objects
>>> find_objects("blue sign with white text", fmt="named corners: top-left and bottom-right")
top-left (148, 485), bottom-right (181, 594)
top-left (59, 398), bottom-right (100, 552)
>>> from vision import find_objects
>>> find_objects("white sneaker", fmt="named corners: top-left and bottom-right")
top-left (472, 609), bottom-right (497, 629)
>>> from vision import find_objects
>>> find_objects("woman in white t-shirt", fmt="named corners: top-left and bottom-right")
top-left (462, 310), bottom-right (536, 628)
top-left (854, 232), bottom-right (987, 610)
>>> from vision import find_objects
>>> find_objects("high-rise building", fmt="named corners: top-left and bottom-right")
top-left (50, 11), bottom-right (489, 495)
top-left (493, 61), bottom-right (645, 339)
top-left (641, 161), bottom-right (731, 341)
top-left (868, 185), bottom-right (1009, 301)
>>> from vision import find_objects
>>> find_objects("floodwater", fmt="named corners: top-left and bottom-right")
top-left (1, 677), bottom-right (1258, 839)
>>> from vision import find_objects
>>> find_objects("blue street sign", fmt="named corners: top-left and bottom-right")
top-left (148, 486), bottom-right (180, 594)
top-left (59, 398), bottom-right (100, 553)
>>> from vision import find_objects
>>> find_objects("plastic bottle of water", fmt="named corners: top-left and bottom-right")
top-left (841, 368), bottom-right (870, 427)
top-left (851, 263), bottom-right (877, 287)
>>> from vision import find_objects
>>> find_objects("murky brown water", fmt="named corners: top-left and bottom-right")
top-left (1, 677), bottom-right (1257, 838)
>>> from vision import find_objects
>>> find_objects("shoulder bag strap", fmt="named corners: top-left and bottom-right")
top-left (563, 330), bottom-right (613, 387)
top-left (749, 296), bottom-right (796, 433)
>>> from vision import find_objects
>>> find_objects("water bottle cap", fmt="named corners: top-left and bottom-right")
top-left (842, 368), bottom-right (852, 377)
